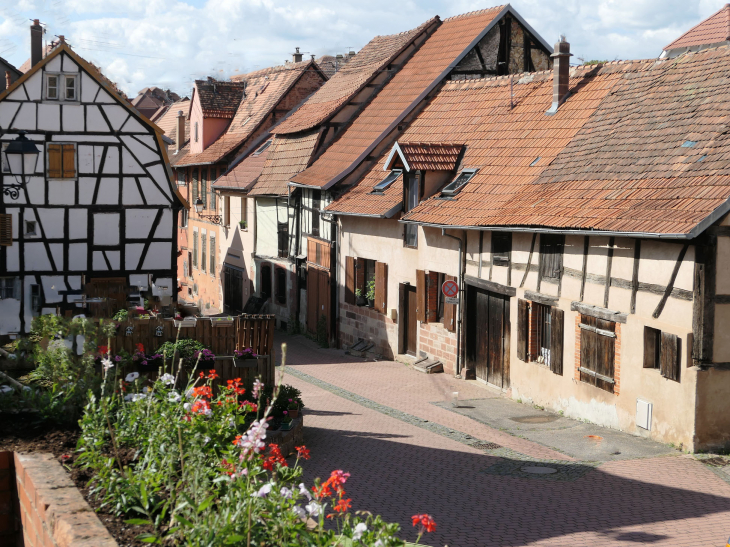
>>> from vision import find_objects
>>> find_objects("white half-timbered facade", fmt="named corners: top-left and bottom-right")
top-left (0, 44), bottom-right (186, 335)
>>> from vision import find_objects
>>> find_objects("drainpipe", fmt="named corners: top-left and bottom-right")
top-left (441, 228), bottom-right (464, 378)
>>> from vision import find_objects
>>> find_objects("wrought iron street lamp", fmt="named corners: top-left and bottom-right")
top-left (194, 197), bottom-right (221, 224)
top-left (2, 131), bottom-right (40, 200)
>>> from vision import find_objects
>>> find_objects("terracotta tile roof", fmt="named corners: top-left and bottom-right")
top-left (274, 20), bottom-right (436, 135)
top-left (316, 56), bottom-right (337, 79)
top-left (176, 61), bottom-right (315, 166)
top-left (18, 44), bottom-right (54, 73)
top-left (664, 4), bottom-right (730, 51)
top-left (249, 130), bottom-right (321, 196)
top-left (290, 6), bottom-right (507, 189)
top-left (331, 47), bottom-right (730, 236)
top-left (213, 144), bottom-right (271, 190)
top-left (392, 142), bottom-right (464, 171)
top-left (155, 100), bottom-right (191, 145)
top-left (195, 79), bottom-right (247, 118)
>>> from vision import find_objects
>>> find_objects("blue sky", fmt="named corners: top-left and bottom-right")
top-left (0, 1), bottom-right (723, 97)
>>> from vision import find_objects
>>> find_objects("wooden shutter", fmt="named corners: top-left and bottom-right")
top-left (375, 261), bottom-right (388, 314)
top-left (550, 307), bottom-right (564, 375)
top-left (517, 299), bottom-right (529, 361)
top-left (426, 272), bottom-right (439, 322)
top-left (643, 327), bottom-right (658, 368)
top-left (48, 144), bottom-right (62, 178)
top-left (660, 332), bottom-right (680, 382)
top-left (398, 284), bottom-right (406, 354)
top-left (443, 274), bottom-right (457, 332)
top-left (345, 256), bottom-right (356, 305)
top-left (0, 214), bottom-right (11, 246)
top-left (416, 269), bottom-right (426, 322)
top-left (61, 144), bottom-right (75, 178)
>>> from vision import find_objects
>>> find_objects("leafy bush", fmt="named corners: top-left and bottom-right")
top-left (112, 309), bottom-right (129, 321)
top-left (156, 339), bottom-right (206, 361)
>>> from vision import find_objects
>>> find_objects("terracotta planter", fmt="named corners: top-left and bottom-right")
top-left (288, 408), bottom-right (299, 419)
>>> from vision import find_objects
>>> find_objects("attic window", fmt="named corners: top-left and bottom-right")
top-left (441, 169), bottom-right (478, 196)
top-left (530, 157), bottom-right (541, 167)
top-left (373, 169), bottom-right (402, 192)
top-left (681, 140), bottom-right (697, 148)
top-left (253, 140), bottom-right (272, 156)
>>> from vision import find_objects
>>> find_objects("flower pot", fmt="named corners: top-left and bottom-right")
top-left (356, 295), bottom-right (367, 306)
top-left (288, 408), bottom-right (299, 419)
top-left (367, 298), bottom-right (374, 307)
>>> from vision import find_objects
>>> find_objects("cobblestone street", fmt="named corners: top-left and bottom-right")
top-left (276, 333), bottom-right (730, 547)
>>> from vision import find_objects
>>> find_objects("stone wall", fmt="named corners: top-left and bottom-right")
top-left (339, 302), bottom-right (397, 359)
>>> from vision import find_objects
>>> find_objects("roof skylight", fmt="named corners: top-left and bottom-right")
top-left (373, 169), bottom-right (402, 192)
top-left (681, 140), bottom-right (698, 148)
top-left (441, 169), bottom-right (478, 196)
top-left (530, 157), bottom-right (541, 166)
top-left (253, 139), bottom-right (272, 156)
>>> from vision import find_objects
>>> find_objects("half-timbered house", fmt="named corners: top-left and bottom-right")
top-left (0, 42), bottom-right (185, 335)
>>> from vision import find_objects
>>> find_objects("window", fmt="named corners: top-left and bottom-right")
top-left (516, 299), bottom-right (564, 375)
top-left (192, 231), bottom-right (198, 268)
top-left (404, 171), bottom-right (420, 248)
top-left (346, 257), bottom-right (389, 314)
top-left (187, 251), bottom-right (193, 277)
top-left (355, 258), bottom-right (376, 306)
top-left (0, 214), bottom-right (12, 246)
top-left (224, 196), bottom-right (231, 227)
top-left (277, 222), bottom-right (288, 258)
top-left (25, 221), bottom-right (36, 235)
top-left (275, 267), bottom-right (286, 304)
top-left (260, 263), bottom-right (272, 299)
top-left (311, 190), bottom-right (320, 237)
top-left (194, 122), bottom-right (199, 142)
top-left (441, 168), bottom-right (477, 196)
top-left (46, 74), bottom-right (58, 100)
top-left (0, 277), bottom-right (18, 299)
top-left (579, 314), bottom-right (616, 392)
top-left (210, 233), bottom-right (216, 277)
top-left (201, 169), bottom-right (208, 209)
top-left (643, 326), bottom-right (681, 382)
top-left (373, 169), bottom-right (402, 192)
top-left (180, 208), bottom-right (188, 228)
top-left (65, 75), bottom-right (77, 100)
top-left (540, 234), bottom-right (564, 280)
top-left (253, 140), bottom-right (272, 156)
top-left (177, 169), bottom-right (186, 186)
top-left (491, 232), bottom-right (511, 266)
top-left (48, 144), bottom-right (76, 179)
top-left (241, 197), bottom-right (248, 230)
top-left (30, 284), bottom-right (41, 315)
top-left (201, 233), bottom-right (207, 273)
top-left (192, 169), bottom-right (199, 203)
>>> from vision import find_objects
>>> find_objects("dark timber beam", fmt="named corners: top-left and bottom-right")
top-left (652, 243), bottom-right (690, 319)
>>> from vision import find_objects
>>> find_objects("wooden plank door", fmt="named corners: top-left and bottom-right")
top-left (475, 289), bottom-right (490, 383)
top-left (318, 270), bottom-right (330, 337)
top-left (466, 285), bottom-right (510, 388)
top-left (224, 267), bottom-right (243, 313)
top-left (487, 293), bottom-right (507, 387)
top-left (307, 268), bottom-right (319, 335)
top-left (405, 285), bottom-right (418, 356)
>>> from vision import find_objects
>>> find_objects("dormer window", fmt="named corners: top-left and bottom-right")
top-left (45, 74), bottom-right (78, 101)
top-left (441, 168), bottom-right (478, 197)
top-left (373, 169), bottom-right (402, 193)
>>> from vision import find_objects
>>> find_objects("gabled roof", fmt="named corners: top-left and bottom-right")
top-left (274, 19), bottom-right (438, 135)
top-left (664, 4), bottom-right (730, 52)
top-left (248, 130), bottom-right (321, 196)
top-left (214, 142), bottom-right (272, 191)
top-left (385, 142), bottom-right (463, 171)
top-left (290, 5), bottom-right (509, 190)
top-left (18, 44), bottom-right (54, 73)
top-left (194, 79), bottom-right (247, 118)
top-left (331, 46), bottom-right (730, 238)
top-left (176, 60), bottom-right (319, 166)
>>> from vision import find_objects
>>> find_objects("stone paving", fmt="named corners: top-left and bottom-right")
top-left (276, 333), bottom-right (730, 547)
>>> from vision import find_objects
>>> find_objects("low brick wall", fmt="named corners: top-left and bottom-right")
top-left (1, 451), bottom-right (117, 547)
top-left (268, 415), bottom-right (304, 457)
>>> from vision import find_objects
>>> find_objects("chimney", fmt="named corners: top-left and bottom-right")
top-left (58, 35), bottom-right (65, 44)
top-left (292, 47), bottom-right (303, 63)
top-left (176, 110), bottom-right (185, 153)
top-left (335, 53), bottom-right (344, 71)
top-left (30, 19), bottom-right (43, 68)
top-left (5, 71), bottom-right (11, 90)
top-left (348, 50), bottom-right (356, 60)
top-left (546, 35), bottom-right (572, 115)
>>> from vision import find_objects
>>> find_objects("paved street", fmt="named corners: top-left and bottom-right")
top-left (275, 333), bottom-right (730, 547)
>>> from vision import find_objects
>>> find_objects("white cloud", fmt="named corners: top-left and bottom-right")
top-left (0, 0), bottom-right (725, 96)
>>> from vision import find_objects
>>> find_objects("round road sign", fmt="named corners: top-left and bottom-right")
top-left (442, 279), bottom-right (459, 298)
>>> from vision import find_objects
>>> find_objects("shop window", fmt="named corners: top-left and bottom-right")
top-left (540, 234), bottom-right (564, 279)
top-left (643, 326), bottom-right (680, 382)
top-left (516, 299), bottom-right (563, 375)
top-left (275, 267), bottom-right (287, 304)
top-left (579, 314), bottom-right (615, 392)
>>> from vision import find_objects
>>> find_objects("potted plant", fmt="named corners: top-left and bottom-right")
top-left (239, 220), bottom-right (247, 230)
top-left (212, 316), bottom-right (235, 328)
top-left (279, 412), bottom-right (293, 431)
top-left (287, 398), bottom-right (299, 418)
top-left (193, 348), bottom-right (216, 366)
top-left (366, 279), bottom-right (376, 308)
top-left (355, 288), bottom-right (367, 307)
top-left (233, 347), bottom-right (258, 368)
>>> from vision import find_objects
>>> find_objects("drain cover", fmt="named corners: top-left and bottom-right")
top-left (510, 415), bottom-right (559, 424)
top-left (521, 466), bottom-right (558, 474)
top-left (470, 441), bottom-right (501, 450)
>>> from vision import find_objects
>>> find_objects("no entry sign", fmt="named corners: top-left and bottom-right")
top-left (442, 279), bottom-right (459, 302)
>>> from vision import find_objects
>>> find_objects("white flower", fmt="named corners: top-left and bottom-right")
top-left (124, 393), bottom-right (146, 402)
top-left (353, 522), bottom-right (367, 540)
top-left (125, 372), bottom-right (139, 382)
top-left (305, 501), bottom-right (321, 517)
top-left (298, 483), bottom-right (312, 501)
top-left (292, 505), bottom-right (306, 519)
top-left (185, 388), bottom-right (195, 399)
top-left (143, 386), bottom-right (151, 393)
top-left (183, 402), bottom-right (191, 411)
top-left (235, 420), bottom-right (268, 458)
top-left (203, 436), bottom-right (210, 444)
top-left (101, 358), bottom-right (114, 372)
top-left (280, 486), bottom-right (292, 499)
top-left (254, 483), bottom-right (272, 498)
top-left (160, 373), bottom-right (175, 385)
top-left (228, 417), bottom-right (235, 428)
top-left (168, 391), bottom-right (181, 403)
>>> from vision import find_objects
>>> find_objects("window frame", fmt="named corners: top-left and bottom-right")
top-left (253, 139), bottom-right (272, 156)
top-left (201, 232), bottom-right (207, 273)
top-left (275, 266), bottom-right (287, 305)
top-left (194, 122), bottom-right (199, 143)
top-left (277, 221), bottom-right (288, 259)
top-left (373, 169), bottom-right (402, 193)
top-left (403, 170), bottom-right (421, 249)
top-left (0, 277), bottom-right (18, 300)
top-left (64, 74), bottom-right (77, 101)
top-left (539, 233), bottom-right (564, 280)
top-left (46, 74), bottom-right (59, 100)
top-left (441, 168), bottom-right (478, 197)
top-left (210, 233), bottom-right (216, 277)
top-left (30, 284), bottom-right (41, 315)
top-left (310, 190), bottom-right (321, 237)
top-left (192, 230), bottom-right (199, 269)
top-left (24, 220), bottom-right (37, 236)
top-left (45, 73), bottom-right (79, 102)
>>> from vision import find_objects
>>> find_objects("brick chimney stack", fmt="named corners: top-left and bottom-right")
top-left (30, 19), bottom-right (43, 68)
top-left (292, 47), bottom-right (303, 63)
top-left (176, 110), bottom-right (185, 154)
top-left (5, 71), bottom-right (11, 90)
top-left (546, 35), bottom-right (572, 115)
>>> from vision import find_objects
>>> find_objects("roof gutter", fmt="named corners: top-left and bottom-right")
top-left (318, 4), bottom-right (513, 192)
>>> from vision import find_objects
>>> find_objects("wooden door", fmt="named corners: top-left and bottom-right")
top-left (318, 269), bottom-right (330, 336)
top-left (224, 267), bottom-right (244, 313)
top-left (487, 293), bottom-right (507, 387)
top-left (87, 278), bottom-right (127, 317)
top-left (307, 268), bottom-right (319, 335)
top-left (466, 285), bottom-right (510, 388)
top-left (406, 285), bottom-right (418, 356)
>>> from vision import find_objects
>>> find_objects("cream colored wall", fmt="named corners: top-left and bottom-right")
top-left (217, 192), bottom-right (254, 308)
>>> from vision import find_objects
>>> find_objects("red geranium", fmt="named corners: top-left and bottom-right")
top-left (295, 445), bottom-right (310, 460)
top-left (411, 514), bottom-right (436, 533)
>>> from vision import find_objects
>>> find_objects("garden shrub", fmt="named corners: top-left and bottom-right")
top-left (156, 339), bottom-right (206, 361)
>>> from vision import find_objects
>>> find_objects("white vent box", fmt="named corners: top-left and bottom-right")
top-left (636, 399), bottom-right (652, 430)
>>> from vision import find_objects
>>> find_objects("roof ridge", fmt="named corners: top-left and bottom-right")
top-left (442, 4), bottom-right (505, 22)
top-left (233, 60), bottom-right (313, 80)
top-left (371, 16), bottom-right (440, 39)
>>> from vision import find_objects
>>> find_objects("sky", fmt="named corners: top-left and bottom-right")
top-left (0, 0), bottom-right (724, 98)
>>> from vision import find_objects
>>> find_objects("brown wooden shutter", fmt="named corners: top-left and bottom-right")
top-left (398, 284), bottom-right (406, 354)
top-left (345, 256), bottom-right (356, 305)
top-left (416, 269), bottom-right (426, 322)
top-left (660, 332), bottom-right (680, 382)
top-left (426, 272), bottom-right (438, 322)
top-left (550, 307), bottom-right (564, 375)
top-left (517, 298), bottom-right (529, 361)
top-left (643, 327), bottom-right (657, 368)
top-left (443, 274), bottom-right (457, 332)
top-left (48, 144), bottom-right (62, 178)
top-left (0, 214), bottom-right (11, 246)
top-left (375, 261), bottom-right (388, 314)
top-left (62, 144), bottom-right (76, 178)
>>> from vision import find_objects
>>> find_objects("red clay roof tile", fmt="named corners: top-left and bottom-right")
top-left (665, 4), bottom-right (730, 51)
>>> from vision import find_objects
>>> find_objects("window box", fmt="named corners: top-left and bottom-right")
top-left (211, 317), bottom-right (234, 328)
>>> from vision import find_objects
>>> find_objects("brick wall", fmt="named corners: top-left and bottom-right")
top-left (7, 451), bottom-right (118, 547)
top-left (0, 451), bottom-right (18, 545)
top-left (418, 322), bottom-right (458, 375)
top-left (339, 302), bottom-right (396, 359)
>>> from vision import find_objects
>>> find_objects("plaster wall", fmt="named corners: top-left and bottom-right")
top-left (218, 192), bottom-right (254, 311)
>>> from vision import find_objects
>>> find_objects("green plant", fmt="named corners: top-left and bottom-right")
top-left (366, 279), bottom-right (376, 301)
top-left (156, 339), bottom-right (206, 361)
top-left (239, 220), bottom-right (247, 229)
top-left (355, 288), bottom-right (362, 298)
top-left (112, 309), bottom-right (129, 321)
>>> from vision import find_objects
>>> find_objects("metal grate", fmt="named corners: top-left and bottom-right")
top-left (470, 441), bottom-right (501, 450)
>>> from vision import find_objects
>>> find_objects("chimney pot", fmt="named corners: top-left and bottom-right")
top-left (546, 35), bottom-right (572, 115)
top-left (30, 19), bottom-right (43, 68)
top-left (292, 47), bottom-right (303, 63)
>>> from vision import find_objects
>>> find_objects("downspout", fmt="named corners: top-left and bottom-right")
top-left (441, 228), bottom-right (465, 378)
